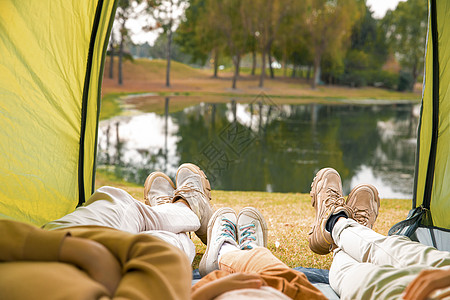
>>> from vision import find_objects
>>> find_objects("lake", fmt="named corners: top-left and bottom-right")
top-left (97, 96), bottom-right (420, 199)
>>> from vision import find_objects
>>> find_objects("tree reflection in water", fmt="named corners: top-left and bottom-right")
top-left (97, 98), bottom-right (418, 199)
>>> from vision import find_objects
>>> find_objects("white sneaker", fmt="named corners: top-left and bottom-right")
top-left (237, 207), bottom-right (268, 250)
top-left (143, 172), bottom-right (175, 206)
top-left (199, 207), bottom-right (237, 277)
top-left (173, 163), bottom-right (213, 245)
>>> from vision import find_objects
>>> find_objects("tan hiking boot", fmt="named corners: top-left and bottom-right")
top-left (173, 163), bottom-right (213, 245)
top-left (237, 207), bottom-right (268, 250)
top-left (143, 172), bottom-right (175, 206)
top-left (347, 184), bottom-right (380, 229)
top-left (308, 168), bottom-right (353, 255)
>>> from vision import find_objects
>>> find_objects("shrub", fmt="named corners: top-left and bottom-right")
top-left (397, 70), bottom-right (414, 91)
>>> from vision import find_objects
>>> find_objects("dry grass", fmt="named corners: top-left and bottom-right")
top-left (95, 170), bottom-right (411, 270)
top-left (102, 58), bottom-right (421, 101)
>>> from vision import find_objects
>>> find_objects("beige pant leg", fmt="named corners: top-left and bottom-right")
top-left (44, 186), bottom-right (200, 234)
top-left (330, 249), bottom-right (421, 300)
top-left (144, 231), bottom-right (196, 263)
top-left (329, 219), bottom-right (450, 300)
top-left (332, 218), bottom-right (450, 268)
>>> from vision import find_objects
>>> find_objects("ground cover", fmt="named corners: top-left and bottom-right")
top-left (95, 169), bottom-right (411, 270)
top-left (102, 58), bottom-right (421, 102)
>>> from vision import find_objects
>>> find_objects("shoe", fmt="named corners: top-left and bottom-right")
top-left (173, 163), bottom-right (213, 245)
top-left (143, 172), bottom-right (175, 206)
top-left (308, 168), bottom-right (353, 255)
top-left (347, 184), bottom-right (380, 229)
top-left (199, 207), bottom-right (237, 277)
top-left (237, 207), bottom-right (268, 249)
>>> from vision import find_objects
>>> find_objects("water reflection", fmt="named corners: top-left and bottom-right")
top-left (97, 98), bottom-right (419, 199)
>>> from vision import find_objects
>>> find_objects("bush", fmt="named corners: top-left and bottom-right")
top-left (397, 70), bottom-right (414, 91)
top-left (370, 70), bottom-right (398, 90)
top-left (339, 71), bottom-right (367, 87)
top-left (338, 69), bottom-right (397, 89)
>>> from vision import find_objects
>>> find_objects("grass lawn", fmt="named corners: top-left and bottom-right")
top-left (95, 169), bottom-right (411, 271)
top-left (102, 58), bottom-right (421, 102)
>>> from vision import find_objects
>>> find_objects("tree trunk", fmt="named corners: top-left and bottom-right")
top-left (109, 33), bottom-right (114, 79)
top-left (283, 49), bottom-right (287, 78)
top-left (213, 49), bottom-right (219, 78)
top-left (311, 53), bottom-right (321, 89)
top-left (232, 53), bottom-right (240, 89)
top-left (166, 29), bottom-right (172, 87)
top-left (259, 50), bottom-right (266, 88)
top-left (291, 65), bottom-right (296, 78)
top-left (268, 49), bottom-right (274, 79)
top-left (118, 29), bottom-right (124, 85)
top-left (411, 62), bottom-right (418, 91)
top-left (306, 65), bottom-right (311, 80)
top-left (251, 48), bottom-right (257, 76)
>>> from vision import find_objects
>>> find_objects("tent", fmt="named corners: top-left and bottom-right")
top-left (389, 0), bottom-right (450, 252)
top-left (0, 0), bottom-right (117, 226)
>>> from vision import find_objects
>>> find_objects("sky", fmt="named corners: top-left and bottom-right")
top-left (129, 0), bottom-right (408, 45)
top-left (366, 0), bottom-right (407, 18)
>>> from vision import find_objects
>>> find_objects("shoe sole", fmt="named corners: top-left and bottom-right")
top-left (309, 168), bottom-right (341, 253)
top-left (199, 207), bottom-right (236, 277)
top-left (143, 172), bottom-right (175, 201)
top-left (176, 163), bottom-right (212, 200)
top-left (238, 207), bottom-right (268, 248)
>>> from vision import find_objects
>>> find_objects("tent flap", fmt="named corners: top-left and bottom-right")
top-left (0, 0), bottom-right (117, 225)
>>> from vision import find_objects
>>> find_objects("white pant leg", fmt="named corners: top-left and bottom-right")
top-left (44, 186), bottom-right (200, 234)
top-left (330, 249), bottom-right (424, 300)
top-left (332, 218), bottom-right (450, 268)
top-left (144, 231), bottom-right (196, 264)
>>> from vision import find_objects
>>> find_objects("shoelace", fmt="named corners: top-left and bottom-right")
top-left (217, 218), bottom-right (237, 242)
top-left (154, 195), bottom-right (172, 205)
top-left (353, 208), bottom-right (370, 226)
top-left (308, 187), bottom-right (346, 236)
top-left (324, 188), bottom-right (345, 208)
top-left (173, 182), bottom-right (205, 198)
top-left (239, 223), bottom-right (256, 250)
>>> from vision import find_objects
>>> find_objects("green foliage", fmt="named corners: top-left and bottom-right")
top-left (330, 6), bottom-right (393, 88)
top-left (397, 70), bottom-right (414, 92)
top-left (382, 0), bottom-right (427, 88)
top-left (147, 32), bottom-right (192, 64)
top-left (100, 94), bottom-right (123, 120)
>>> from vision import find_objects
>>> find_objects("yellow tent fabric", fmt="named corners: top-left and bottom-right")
top-left (414, 0), bottom-right (450, 230)
top-left (0, 1), bottom-right (117, 225)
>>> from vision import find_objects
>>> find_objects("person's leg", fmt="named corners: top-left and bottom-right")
top-left (333, 218), bottom-right (450, 269)
top-left (329, 249), bottom-right (422, 300)
top-left (44, 186), bottom-right (200, 234)
top-left (144, 230), bottom-right (196, 264)
top-left (67, 226), bottom-right (192, 300)
top-left (201, 207), bottom-right (326, 300)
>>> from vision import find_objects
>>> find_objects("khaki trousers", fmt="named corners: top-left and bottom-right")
top-left (192, 247), bottom-right (326, 300)
top-left (329, 218), bottom-right (450, 300)
top-left (0, 220), bottom-right (192, 300)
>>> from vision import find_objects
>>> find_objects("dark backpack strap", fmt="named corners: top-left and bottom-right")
top-left (388, 206), bottom-right (427, 237)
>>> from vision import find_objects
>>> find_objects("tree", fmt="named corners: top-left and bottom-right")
top-left (175, 0), bottom-right (225, 77)
top-left (242, 0), bottom-right (294, 87)
top-left (147, 0), bottom-right (188, 87)
top-left (382, 0), bottom-right (427, 90)
top-left (115, 0), bottom-right (142, 85)
top-left (335, 6), bottom-right (389, 87)
top-left (207, 0), bottom-right (248, 89)
top-left (272, 1), bottom-right (309, 78)
top-left (305, 0), bottom-right (364, 89)
top-left (108, 32), bottom-right (115, 79)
